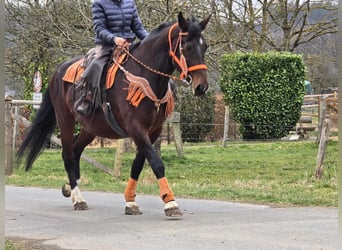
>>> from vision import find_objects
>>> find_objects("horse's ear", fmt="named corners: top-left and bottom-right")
top-left (178, 12), bottom-right (189, 32)
top-left (199, 14), bottom-right (211, 31)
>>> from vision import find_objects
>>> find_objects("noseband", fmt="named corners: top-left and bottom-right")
top-left (168, 23), bottom-right (208, 85)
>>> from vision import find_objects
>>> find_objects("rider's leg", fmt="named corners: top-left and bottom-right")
top-left (76, 44), bottom-right (112, 115)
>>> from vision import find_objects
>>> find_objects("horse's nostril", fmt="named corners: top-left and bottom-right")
top-left (195, 85), bottom-right (207, 96)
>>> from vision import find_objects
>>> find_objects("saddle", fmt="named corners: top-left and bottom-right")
top-left (62, 47), bottom-right (126, 90)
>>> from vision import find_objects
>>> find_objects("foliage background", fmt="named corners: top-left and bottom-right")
top-left (5, 0), bottom-right (338, 98)
top-left (175, 87), bottom-right (216, 142)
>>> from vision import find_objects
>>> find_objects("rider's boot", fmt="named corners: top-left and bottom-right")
top-left (76, 47), bottom-right (109, 115)
top-left (76, 91), bottom-right (92, 115)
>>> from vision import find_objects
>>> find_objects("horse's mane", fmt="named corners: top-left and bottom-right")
top-left (128, 22), bottom-right (172, 52)
top-left (143, 16), bottom-right (203, 43)
top-left (143, 22), bottom-right (173, 43)
top-left (129, 41), bottom-right (142, 51)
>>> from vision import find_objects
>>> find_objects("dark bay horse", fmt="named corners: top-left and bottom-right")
top-left (17, 12), bottom-right (211, 217)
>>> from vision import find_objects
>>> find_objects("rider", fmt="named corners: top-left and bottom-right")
top-left (76, 0), bottom-right (149, 115)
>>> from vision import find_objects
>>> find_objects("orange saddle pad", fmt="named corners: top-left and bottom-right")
top-left (62, 54), bottom-right (126, 89)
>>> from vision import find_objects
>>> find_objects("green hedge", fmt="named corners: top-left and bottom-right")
top-left (219, 52), bottom-right (306, 139)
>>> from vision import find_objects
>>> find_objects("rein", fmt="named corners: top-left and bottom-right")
top-left (111, 22), bottom-right (208, 116)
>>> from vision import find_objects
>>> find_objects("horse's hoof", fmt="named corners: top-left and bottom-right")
top-left (62, 183), bottom-right (71, 197)
top-left (125, 202), bottom-right (142, 215)
top-left (165, 207), bottom-right (183, 217)
top-left (74, 201), bottom-right (88, 210)
top-left (164, 201), bottom-right (183, 217)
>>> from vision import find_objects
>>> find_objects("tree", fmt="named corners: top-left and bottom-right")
top-left (5, 0), bottom-right (93, 98)
top-left (222, 0), bottom-right (337, 52)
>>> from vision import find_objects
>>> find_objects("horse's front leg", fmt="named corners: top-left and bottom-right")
top-left (133, 139), bottom-right (182, 217)
top-left (124, 151), bottom-right (145, 215)
top-left (157, 176), bottom-right (182, 217)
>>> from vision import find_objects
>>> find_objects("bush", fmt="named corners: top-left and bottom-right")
top-left (175, 87), bottom-right (215, 142)
top-left (219, 52), bottom-right (306, 139)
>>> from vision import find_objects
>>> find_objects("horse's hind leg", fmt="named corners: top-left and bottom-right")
top-left (62, 129), bottom-right (95, 208)
top-left (59, 120), bottom-right (92, 210)
top-left (72, 129), bottom-right (96, 183)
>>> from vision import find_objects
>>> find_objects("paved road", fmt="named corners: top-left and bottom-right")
top-left (5, 186), bottom-right (338, 250)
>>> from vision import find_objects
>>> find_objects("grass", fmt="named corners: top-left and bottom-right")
top-left (5, 239), bottom-right (45, 250)
top-left (6, 140), bottom-right (338, 207)
top-left (5, 241), bottom-right (23, 250)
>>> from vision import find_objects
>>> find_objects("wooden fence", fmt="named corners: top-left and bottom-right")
top-left (5, 93), bottom-right (338, 178)
top-left (297, 92), bottom-right (338, 140)
top-left (300, 92), bottom-right (338, 179)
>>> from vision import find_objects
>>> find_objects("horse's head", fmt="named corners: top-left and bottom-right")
top-left (172, 12), bottom-right (211, 96)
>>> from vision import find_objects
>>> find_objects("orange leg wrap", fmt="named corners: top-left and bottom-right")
top-left (124, 178), bottom-right (137, 202)
top-left (158, 177), bottom-right (175, 203)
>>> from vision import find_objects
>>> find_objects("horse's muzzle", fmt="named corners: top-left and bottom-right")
top-left (194, 84), bottom-right (208, 96)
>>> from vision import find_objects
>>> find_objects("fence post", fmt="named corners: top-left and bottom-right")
top-left (316, 95), bottom-right (327, 144)
top-left (169, 112), bottom-right (184, 157)
top-left (12, 106), bottom-right (19, 151)
top-left (113, 139), bottom-right (124, 179)
top-left (222, 105), bottom-right (229, 147)
top-left (315, 118), bottom-right (330, 179)
top-left (5, 100), bottom-right (13, 175)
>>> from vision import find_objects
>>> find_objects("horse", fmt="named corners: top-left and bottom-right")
top-left (17, 12), bottom-right (211, 217)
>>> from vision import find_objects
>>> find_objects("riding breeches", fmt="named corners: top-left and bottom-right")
top-left (81, 44), bottom-right (113, 89)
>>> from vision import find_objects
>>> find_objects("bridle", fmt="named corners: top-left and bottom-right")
top-left (167, 23), bottom-right (207, 85)
top-left (118, 22), bottom-right (208, 86)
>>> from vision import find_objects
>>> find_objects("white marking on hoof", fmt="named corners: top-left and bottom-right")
top-left (165, 201), bottom-right (178, 210)
top-left (71, 186), bottom-right (86, 205)
top-left (126, 201), bottom-right (138, 208)
top-left (125, 202), bottom-right (142, 215)
top-left (164, 201), bottom-right (183, 217)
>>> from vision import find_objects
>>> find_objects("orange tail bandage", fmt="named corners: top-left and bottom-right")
top-left (158, 177), bottom-right (175, 203)
top-left (124, 178), bottom-right (137, 202)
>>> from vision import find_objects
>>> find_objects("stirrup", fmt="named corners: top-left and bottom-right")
top-left (75, 100), bottom-right (92, 116)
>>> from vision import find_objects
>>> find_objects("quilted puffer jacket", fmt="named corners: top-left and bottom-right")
top-left (92, 0), bottom-right (148, 45)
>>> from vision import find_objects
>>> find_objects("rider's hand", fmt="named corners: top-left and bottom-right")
top-left (114, 37), bottom-right (130, 48)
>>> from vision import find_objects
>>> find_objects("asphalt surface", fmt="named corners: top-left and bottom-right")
top-left (5, 186), bottom-right (338, 250)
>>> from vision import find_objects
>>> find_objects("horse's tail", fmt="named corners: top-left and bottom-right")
top-left (17, 87), bottom-right (57, 171)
